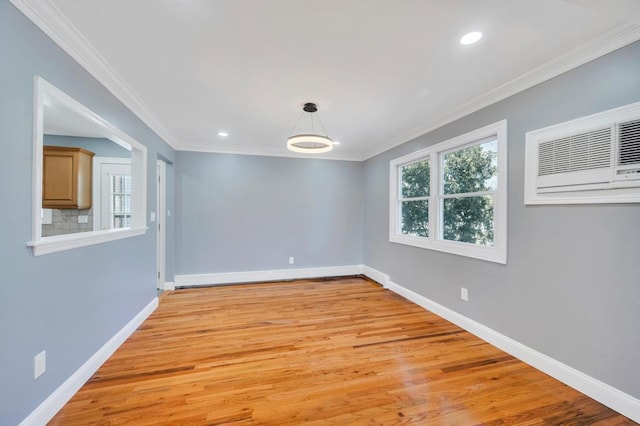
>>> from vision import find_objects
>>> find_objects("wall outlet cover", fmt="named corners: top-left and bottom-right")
top-left (34, 350), bottom-right (46, 379)
top-left (461, 288), bottom-right (469, 301)
top-left (42, 208), bottom-right (53, 225)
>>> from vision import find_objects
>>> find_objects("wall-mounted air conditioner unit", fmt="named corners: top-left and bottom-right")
top-left (524, 102), bottom-right (640, 205)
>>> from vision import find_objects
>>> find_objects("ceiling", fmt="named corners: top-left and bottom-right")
top-left (16, 0), bottom-right (640, 160)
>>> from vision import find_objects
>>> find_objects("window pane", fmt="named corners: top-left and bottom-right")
top-left (442, 196), bottom-right (493, 245)
top-left (401, 200), bottom-right (429, 237)
top-left (443, 139), bottom-right (497, 195)
top-left (401, 160), bottom-right (430, 198)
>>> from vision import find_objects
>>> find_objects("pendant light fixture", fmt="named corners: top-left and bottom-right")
top-left (287, 102), bottom-right (333, 154)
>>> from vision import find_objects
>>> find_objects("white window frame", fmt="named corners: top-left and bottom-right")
top-left (389, 120), bottom-right (508, 264)
top-left (28, 77), bottom-right (147, 256)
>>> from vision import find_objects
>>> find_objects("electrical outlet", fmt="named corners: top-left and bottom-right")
top-left (461, 287), bottom-right (469, 302)
top-left (289, 256), bottom-right (294, 265)
top-left (34, 351), bottom-right (46, 379)
top-left (77, 215), bottom-right (88, 224)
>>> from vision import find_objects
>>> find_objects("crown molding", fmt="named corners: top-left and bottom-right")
top-left (174, 142), bottom-right (363, 162)
top-left (363, 23), bottom-right (640, 160)
top-left (10, 0), bottom-right (180, 149)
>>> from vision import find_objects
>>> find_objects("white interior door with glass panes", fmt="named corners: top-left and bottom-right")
top-left (99, 163), bottom-right (132, 230)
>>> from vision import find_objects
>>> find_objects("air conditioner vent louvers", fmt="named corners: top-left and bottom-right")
top-left (537, 127), bottom-right (611, 177)
top-left (618, 119), bottom-right (640, 166)
top-left (525, 101), bottom-right (640, 204)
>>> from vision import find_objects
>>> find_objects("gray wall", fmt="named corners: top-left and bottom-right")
top-left (0, 1), bottom-right (175, 424)
top-left (44, 134), bottom-right (131, 158)
top-left (175, 152), bottom-right (363, 275)
top-left (363, 41), bottom-right (640, 399)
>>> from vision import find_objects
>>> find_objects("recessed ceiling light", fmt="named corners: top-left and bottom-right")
top-left (218, 131), bottom-right (229, 137)
top-left (333, 141), bottom-right (341, 145)
top-left (460, 31), bottom-right (482, 45)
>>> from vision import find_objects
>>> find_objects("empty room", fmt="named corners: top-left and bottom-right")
top-left (1, 0), bottom-right (639, 424)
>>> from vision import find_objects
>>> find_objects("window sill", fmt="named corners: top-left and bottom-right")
top-left (27, 227), bottom-right (147, 256)
top-left (390, 234), bottom-right (507, 264)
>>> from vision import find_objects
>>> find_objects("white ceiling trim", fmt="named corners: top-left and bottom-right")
top-left (363, 22), bottom-right (640, 160)
top-left (11, 0), bottom-right (640, 162)
top-left (9, 0), bottom-right (180, 149)
top-left (176, 143), bottom-right (362, 162)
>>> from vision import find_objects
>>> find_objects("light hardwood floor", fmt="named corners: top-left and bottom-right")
top-left (50, 277), bottom-right (635, 425)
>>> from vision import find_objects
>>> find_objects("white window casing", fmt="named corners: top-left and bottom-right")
top-left (390, 120), bottom-right (508, 264)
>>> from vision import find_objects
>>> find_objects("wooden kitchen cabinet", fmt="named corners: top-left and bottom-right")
top-left (42, 146), bottom-right (95, 209)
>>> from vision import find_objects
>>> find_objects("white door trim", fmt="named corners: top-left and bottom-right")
top-left (156, 160), bottom-right (166, 290)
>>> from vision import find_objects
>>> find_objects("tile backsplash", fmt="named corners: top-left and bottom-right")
top-left (42, 208), bottom-right (93, 237)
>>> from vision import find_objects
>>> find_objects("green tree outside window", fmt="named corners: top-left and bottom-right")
top-left (399, 140), bottom-right (497, 245)
top-left (442, 141), bottom-right (497, 245)
top-left (400, 160), bottom-right (429, 237)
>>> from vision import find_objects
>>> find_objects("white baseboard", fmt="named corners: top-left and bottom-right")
top-left (20, 297), bottom-right (159, 426)
top-left (174, 265), bottom-right (362, 287)
top-left (357, 266), bottom-right (640, 423)
top-left (359, 265), bottom-right (390, 287)
top-left (163, 281), bottom-right (175, 291)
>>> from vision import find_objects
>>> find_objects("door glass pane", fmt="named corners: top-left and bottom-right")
top-left (110, 175), bottom-right (132, 229)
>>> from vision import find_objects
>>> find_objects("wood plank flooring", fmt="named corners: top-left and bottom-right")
top-left (50, 277), bottom-right (635, 425)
